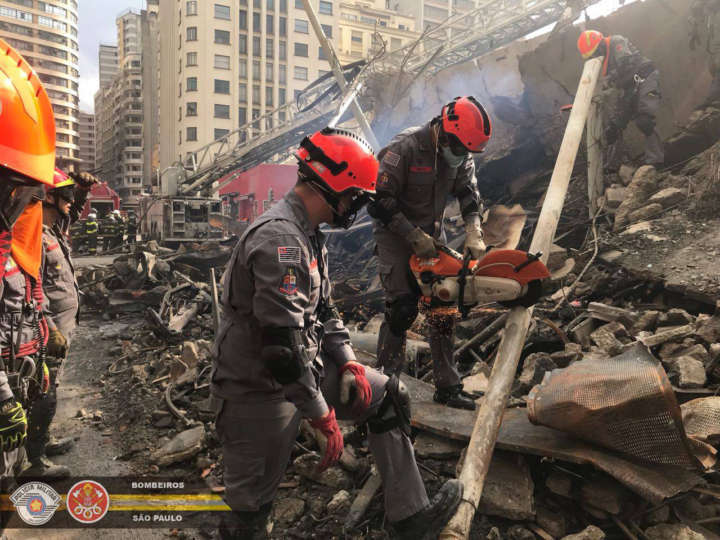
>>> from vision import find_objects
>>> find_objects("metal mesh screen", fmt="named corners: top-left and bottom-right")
top-left (528, 343), bottom-right (701, 469)
top-left (681, 397), bottom-right (720, 445)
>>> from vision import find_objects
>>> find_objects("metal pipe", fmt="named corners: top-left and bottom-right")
top-left (301, 0), bottom-right (380, 150)
top-left (439, 57), bottom-right (603, 540)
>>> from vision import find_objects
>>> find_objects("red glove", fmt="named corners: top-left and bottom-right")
top-left (309, 408), bottom-right (343, 472)
top-left (339, 362), bottom-right (372, 415)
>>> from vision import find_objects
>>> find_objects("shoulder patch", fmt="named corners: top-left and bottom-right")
top-left (279, 268), bottom-right (298, 296)
top-left (382, 151), bottom-right (401, 168)
top-left (277, 246), bottom-right (301, 264)
top-left (378, 172), bottom-right (390, 187)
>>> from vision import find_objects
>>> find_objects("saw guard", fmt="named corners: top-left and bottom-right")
top-left (472, 249), bottom-right (550, 284)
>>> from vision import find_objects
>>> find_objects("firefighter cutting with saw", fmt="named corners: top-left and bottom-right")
top-left (369, 96), bottom-right (549, 410)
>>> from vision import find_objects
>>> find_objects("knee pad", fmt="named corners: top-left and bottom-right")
top-left (367, 375), bottom-right (412, 436)
top-left (635, 113), bottom-right (656, 136)
top-left (385, 296), bottom-right (418, 336)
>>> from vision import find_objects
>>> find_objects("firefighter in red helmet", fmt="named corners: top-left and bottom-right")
top-left (0, 38), bottom-right (57, 486)
top-left (212, 127), bottom-right (461, 538)
top-left (368, 96), bottom-right (491, 411)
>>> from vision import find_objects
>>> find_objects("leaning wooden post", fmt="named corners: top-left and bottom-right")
top-left (587, 90), bottom-right (604, 216)
top-left (439, 57), bottom-right (603, 540)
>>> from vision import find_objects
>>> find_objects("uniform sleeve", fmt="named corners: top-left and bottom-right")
top-left (246, 231), bottom-right (329, 419)
top-left (453, 157), bottom-right (482, 219)
top-left (39, 239), bottom-right (56, 332)
top-left (372, 142), bottom-right (416, 237)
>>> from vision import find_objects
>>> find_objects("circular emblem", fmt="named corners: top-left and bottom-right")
top-left (66, 480), bottom-right (110, 524)
top-left (10, 481), bottom-right (61, 526)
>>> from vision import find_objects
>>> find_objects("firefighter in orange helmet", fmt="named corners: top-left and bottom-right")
top-left (0, 38), bottom-right (56, 483)
top-left (577, 30), bottom-right (664, 170)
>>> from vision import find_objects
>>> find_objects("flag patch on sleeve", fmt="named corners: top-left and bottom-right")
top-left (278, 246), bottom-right (301, 263)
top-left (382, 151), bottom-right (401, 167)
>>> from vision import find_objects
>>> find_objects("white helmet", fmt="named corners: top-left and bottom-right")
top-left (112, 209), bottom-right (121, 216)
top-left (88, 212), bottom-right (97, 219)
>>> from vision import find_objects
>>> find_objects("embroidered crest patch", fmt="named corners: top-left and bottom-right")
top-left (382, 151), bottom-right (401, 167)
top-left (277, 246), bottom-right (301, 264)
top-left (279, 268), bottom-right (298, 295)
top-left (378, 172), bottom-right (390, 187)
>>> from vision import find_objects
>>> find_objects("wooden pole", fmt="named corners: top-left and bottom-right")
top-left (587, 92), bottom-right (604, 216)
top-left (439, 57), bottom-right (603, 540)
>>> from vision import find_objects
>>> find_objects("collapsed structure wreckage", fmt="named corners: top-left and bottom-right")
top-left (68, 0), bottom-right (720, 538)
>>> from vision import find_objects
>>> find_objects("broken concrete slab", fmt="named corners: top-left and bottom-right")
top-left (151, 425), bottom-right (205, 466)
top-left (545, 470), bottom-right (573, 498)
top-left (667, 356), bottom-right (707, 388)
top-left (628, 203), bottom-right (664, 224)
top-left (477, 453), bottom-right (535, 521)
top-left (649, 188), bottom-right (685, 208)
top-left (274, 497), bottom-right (305, 525)
top-left (658, 309), bottom-right (695, 327)
top-left (562, 525), bottom-right (606, 540)
top-left (632, 311), bottom-right (660, 333)
top-left (620, 220), bottom-right (653, 235)
top-left (580, 477), bottom-right (630, 514)
top-left (293, 454), bottom-right (353, 490)
top-left (536, 505), bottom-right (566, 538)
top-left (644, 524), bottom-right (705, 540)
top-left (588, 303), bottom-right (638, 326)
top-left (326, 490), bottom-right (351, 514)
top-left (694, 306), bottom-right (720, 344)
top-left (638, 324), bottom-right (695, 347)
top-left (513, 353), bottom-right (557, 396)
top-left (659, 343), bottom-right (708, 364)
top-left (414, 432), bottom-right (465, 459)
top-left (590, 322), bottom-right (626, 355)
top-left (619, 165), bottom-right (636, 186)
top-left (604, 186), bottom-right (627, 209)
top-left (614, 165), bottom-right (659, 231)
top-left (550, 343), bottom-right (582, 368)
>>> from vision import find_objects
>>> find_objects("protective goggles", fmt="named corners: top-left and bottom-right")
top-left (440, 131), bottom-right (471, 157)
top-left (0, 175), bottom-right (45, 232)
top-left (50, 185), bottom-right (75, 203)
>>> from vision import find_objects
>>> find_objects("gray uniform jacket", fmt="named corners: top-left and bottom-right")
top-left (604, 35), bottom-right (655, 90)
top-left (212, 190), bottom-right (356, 419)
top-left (0, 256), bottom-right (44, 401)
top-left (41, 225), bottom-right (79, 341)
top-left (372, 123), bottom-right (481, 240)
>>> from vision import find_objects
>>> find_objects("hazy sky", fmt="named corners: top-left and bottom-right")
top-left (77, 0), bottom-right (639, 113)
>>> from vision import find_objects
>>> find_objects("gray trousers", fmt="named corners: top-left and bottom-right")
top-left (375, 232), bottom-right (461, 389)
top-left (215, 363), bottom-right (429, 522)
top-left (605, 70), bottom-right (664, 170)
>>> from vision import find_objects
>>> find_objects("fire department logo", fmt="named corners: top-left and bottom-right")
top-left (10, 481), bottom-right (61, 525)
top-left (66, 480), bottom-right (110, 524)
top-left (279, 268), bottom-right (298, 295)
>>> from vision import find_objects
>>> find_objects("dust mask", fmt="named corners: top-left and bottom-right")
top-left (441, 145), bottom-right (467, 168)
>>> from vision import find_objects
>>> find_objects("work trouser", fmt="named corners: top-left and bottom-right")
top-left (214, 364), bottom-right (429, 523)
top-left (87, 235), bottom-right (97, 255)
top-left (374, 231), bottom-right (461, 389)
top-left (605, 70), bottom-right (664, 170)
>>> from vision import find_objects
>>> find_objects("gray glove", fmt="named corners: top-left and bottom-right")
top-left (464, 214), bottom-right (486, 259)
top-left (408, 227), bottom-right (437, 259)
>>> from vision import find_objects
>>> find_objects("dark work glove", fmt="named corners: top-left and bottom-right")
top-left (68, 171), bottom-right (99, 191)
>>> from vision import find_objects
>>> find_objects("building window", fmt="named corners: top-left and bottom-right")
top-left (186, 52), bottom-right (198, 66)
top-left (267, 0), bottom-right (274, 9)
top-left (215, 104), bottom-right (230, 118)
top-left (186, 1), bottom-right (197, 15)
top-left (266, 62), bottom-right (273, 82)
top-left (215, 4), bottom-right (231, 19)
top-left (294, 0), bottom-right (302, 7)
top-left (279, 87), bottom-right (286, 104)
top-left (252, 60), bottom-right (261, 81)
top-left (253, 12), bottom-right (260, 32)
top-left (279, 16), bottom-right (286, 36)
top-left (214, 79), bottom-right (230, 93)
top-left (239, 10), bottom-right (247, 30)
top-left (266, 86), bottom-right (273, 106)
top-left (186, 27), bottom-right (197, 41)
top-left (266, 14), bottom-right (274, 34)
top-left (266, 38), bottom-right (274, 57)
top-left (280, 0), bottom-right (287, 12)
top-left (186, 102), bottom-right (198, 116)
top-left (215, 128), bottom-right (230, 140)
top-left (279, 64), bottom-right (286, 84)
top-left (318, 47), bottom-right (327, 60)
top-left (321, 23), bottom-right (332, 38)
top-left (187, 77), bottom-right (198, 91)
top-left (319, 1), bottom-right (332, 14)
top-left (215, 30), bottom-right (231, 44)
top-left (351, 31), bottom-right (362, 44)
top-left (239, 107), bottom-right (247, 125)
top-left (239, 34), bottom-right (247, 54)
top-left (186, 127), bottom-right (197, 141)
top-left (253, 85), bottom-right (261, 103)
top-left (239, 84), bottom-right (247, 102)
top-left (279, 40), bottom-right (287, 60)
top-left (294, 19), bottom-right (308, 34)
top-left (293, 66), bottom-right (308, 80)
top-left (294, 43), bottom-right (308, 57)
top-left (215, 54), bottom-right (230, 69)
top-left (239, 60), bottom-right (248, 78)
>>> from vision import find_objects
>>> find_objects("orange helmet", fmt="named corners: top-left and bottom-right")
top-left (441, 96), bottom-right (492, 153)
top-left (296, 127), bottom-right (378, 228)
top-left (578, 30), bottom-right (604, 59)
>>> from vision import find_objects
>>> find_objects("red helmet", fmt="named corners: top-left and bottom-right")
top-left (578, 30), bottom-right (604, 59)
top-left (296, 127), bottom-right (378, 195)
top-left (441, 96), bottom-right (492, 153)
top-left (0, 38), bottom-right (56, 186)
top-left (296, 127), bottom-right (378, 228)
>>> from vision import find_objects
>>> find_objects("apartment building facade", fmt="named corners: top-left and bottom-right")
top-left (159, 0), bottom-right (337, 173)
top-left (0, 0), bottom-right (80, 170)
top-left (98, 43), bottom-right (119, 87)
top-left (336, 0), bottom-right (417, 65)
top-left (78, 111), bottom-right (95, 172)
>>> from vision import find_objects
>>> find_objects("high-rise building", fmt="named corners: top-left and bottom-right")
top-left (0, 0), bottom-right (80, 170)
top-left (336, 0), bottom-right (418, 65)
top-left (78, 111), bottom-right (95, 172)
top-left (158, 0), bottom-right (337, 174)
top-left (98, 43), bottom-right (118, 88)
top-left (95, 8), bottom-right (158, 209)
top-left (394, 0), bottom-right (480, 37)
